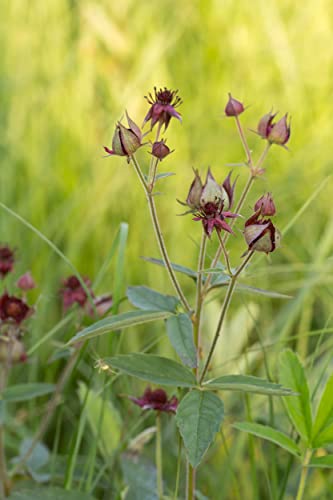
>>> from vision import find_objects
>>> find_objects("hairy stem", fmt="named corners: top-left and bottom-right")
top-left (296, 450), bottom-right (312, 500)
top-left (156, 412), bottom-right (163, 499)
top-left (131, 155), bottom-right (191, 312)
top-left (199, 251), bottom-right (254, 383)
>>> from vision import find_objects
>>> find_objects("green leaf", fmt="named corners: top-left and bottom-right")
top-left (121, 457), bottom-right (157, 500)
top-left (127, 286), bottom-right (179, 313)
top-left (8, 487), bottom-right (96, 500)
top-left (68, 310), bottom-right (173, 344)
top-left (2, 383), bottom-right (55, 402)
top-left (176, 390), bottom-right (224, 467)
top-left (166, 313), bottom-right (197, 368)
top-left (12, 439), bottom-right (50, 483)
top-left (279, 349), bottom-right (312, 443)
top-left (203, 375), bottom-right (295, 396)
top-left (233, 422), bottom-right (301, 458)
top-left (235, 284), bottom-right (292, 300)
top-left (312, 374), bottom-right (333, 447)
top-left (78, 382), bottom-right (122, 458)
top-left (308, 455), bottom-right (333, 468)
top-left (102, 353), bottom-right (196, 387)
top-left (142, 257), bottom-right (197, 280)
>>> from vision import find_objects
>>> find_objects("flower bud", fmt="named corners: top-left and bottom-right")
top-left (17, 271), bottom-right (36, 291)
top-left (222, 172), bottom-right (237, 209)
top-left (254, 193), bottom-right (276, 216)
top-left (104, 112), bottom-right (142, 157)
top-left (225, 93), bottom-right (244, 117)
top-left (185, 169), bottom-right (203, 209)
top-left (0, 245), bottom-right (15, 279)
top-left (257, 111), bottom-right (276, 139)
top-left (268, 114), bottom-right (290, 145)
top-left (200, 169), bottom-right (224, 206)
top-left (151, 139), bottom-right (172, 161)
top-left (244, 215), bottom-right (281, 254)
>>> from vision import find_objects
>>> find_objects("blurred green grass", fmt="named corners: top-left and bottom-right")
top-left (2, 0), bottom-right (333, 497)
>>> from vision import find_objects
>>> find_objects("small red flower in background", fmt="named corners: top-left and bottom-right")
top-left (17, 271), bottom-right (36, 291)
top-left (143, 87), bottom-right (182, 131)
top-left (129, 387), bottom-right (178, 413)
top-left (61, 275), bottom-right (94, 311)
top-left (0, 293), bottom-right (33, 324)
top-left (0, 246), bottom-right (15, 279)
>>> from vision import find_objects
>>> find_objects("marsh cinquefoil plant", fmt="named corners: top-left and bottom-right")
top-left (67, 88), bottom-right (304, 499)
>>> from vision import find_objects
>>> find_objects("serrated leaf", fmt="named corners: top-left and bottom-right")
top-left (279, 349), bottom-right (312, 443)
top-left (166, 314), bottom-right (197, 368)
top-left (308, 455), bottom-right (333, 468)
top-left (78, 382), bottom-right (122, 458)
top-left (2, 383), bottom-right (55, 402)
top-left (127, 286), bottom-right (179, 313)
top-left (8, 487), bottom-right (96, 500)
top-left (176, 390), bottom-right (224, 467)
top-left (141, 257), bottom-right (197, 280)
top-left (68, 310), bottom-right (173, 344)
top-left (204, 375), bottom-right (295, 396)
top-left (233, 422), bottom-right (301, 457)
top-left (312, 374), bottom-right (333, 447)
top-left (102, 353), bottom-right (196, 387)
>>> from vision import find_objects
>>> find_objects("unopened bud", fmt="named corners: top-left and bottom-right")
top-left (254, 193), bottom-right (276, 216)
top-left (104, 112), bottom-right (142, 157)
top-left (268, 114), bottom-right (290, 146)
top-left (152, 140), bottom-right (172, 161)
top-left (225, 93), bottom-right (244, 117)
top-left (17, 271), bottom-right (36, 291)
top-left (200, 169), bottom-right (224, 206)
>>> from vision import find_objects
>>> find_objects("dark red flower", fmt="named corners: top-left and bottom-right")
top-left (143, 87), bottom-right (182, 131)
top-left (129, 387), bottom-right (178, 413)
top-left (0, 293), bottom-right (32, 324)
top-left (17, 271), bottom-right (36, 291)
top-left (0, 246), bottom-right (15, 279)
top-left (104, 112), bottom-right (142, 158)
top-left (151, 139), bottom-right (172, 161)
top-left (225, 93), bottom-right (244, 117)
top-left (254, 193), bottom-right (276, 217)
top-left (243, 209), bottom-right (281, 254)
top-left (61, 275), bottom-right (94, 311)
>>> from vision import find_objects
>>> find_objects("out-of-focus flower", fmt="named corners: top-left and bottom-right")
top-left (254, 193), bottom-right (276, 217)
top-left (151, 139), bottom-right (172, 161)
top-left (179, 169), bottom-right (239, 237)
top-left (257, 112), bottom-right (291, 147)
top-left (17, 271), bottom-right (36, 291)
top-left (86, 294), bottom-right (113, 317)
top-left (225, 93), bottom-right (244, 117)
top-left (129, 387), bottom-right (178, 413)
top-left (104, 112), bottom-right (142, 158)
top-left (143, 87), bottom-right (182, 131)
top-left (0, 293), bottom-right (33, 324)
top-left (243, 208), bottom-right (281, 254)
top-left (0, 246), bottom-right (15, 279)
top-left (61, 275), bottom-right (94, 311)
top-left (0, 337), bottom-right (27, 363)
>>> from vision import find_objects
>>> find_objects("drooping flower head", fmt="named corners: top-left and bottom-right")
top-left (104, 112), bottom-right (142, 158)
top-left (143, 87), bottom-right (182, 131)
top-left (0, 246), bottom-right (15, 279)
top-left (0, 293), bottom-right (33, 324)
top-left (60, 275), bottom-right (94, 311)
top-left (180, 169), bottom-right (239, 238)
top-left (257, 111), bottom-right (291, 147)
top-left (129, 387), bottom-right (178, 413)
top-left (243, 200), bottom-right (281, 255)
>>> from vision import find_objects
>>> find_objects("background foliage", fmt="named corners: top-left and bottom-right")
top-left (1, 0), bottom-right (333, 498)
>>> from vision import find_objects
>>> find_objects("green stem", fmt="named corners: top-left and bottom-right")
top-left (173, 433), bottom-right (182, 500)
top-left (0, 346), bottom-right (13, 497)
top-left (296, 450), bottom-right (312, 500)
top-left (194, 233), bottom-right (207, 377)
top-left (234, 115), bottom-right (253, 169)
top-left (156, 413), bottom-right (163, 499)
top-left (186, 461), bottom-right (194, 500)
top-left (131, 155), bottom-right (191, 312)
top-left (216, 230), bottom-right (232, 276)
top-left (199, 251), bottom-right (254, 384)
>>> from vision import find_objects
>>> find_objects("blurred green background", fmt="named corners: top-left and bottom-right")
top-left (2, 0), bottom-right (333, 497)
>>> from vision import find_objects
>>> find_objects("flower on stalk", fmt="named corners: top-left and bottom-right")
top-left (225, 93), bottom-right (244, 117)
top-left (129, 387), bottom-right (178, 413)
top-left (0, 293), bottom-right (33, 324)
top-left (151, 139), bottom-right (172, 161)
top-left (143, 87), bottom-right (182, 131)
top-left (60, 275), bottom-right (94, 311)
top-left (257, 111), bottom-right (291, 147)
top-left (254, 193), bottom-right (276, 216)
top-left (0, 245), bottom-right (15, 279)
top-left (179, 169), bottom-right (239, 238)
top-left (243, 204), bottom-right (281, 254)
top-left (17, 271), bottom-right (36, 291)
top-left (104, 112), bottom-right (142, 158)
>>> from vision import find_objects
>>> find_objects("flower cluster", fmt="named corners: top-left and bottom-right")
top-left (180, 169), bottom-right (239, 238)
top-left (129, 387), bottom-right (178, 413)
